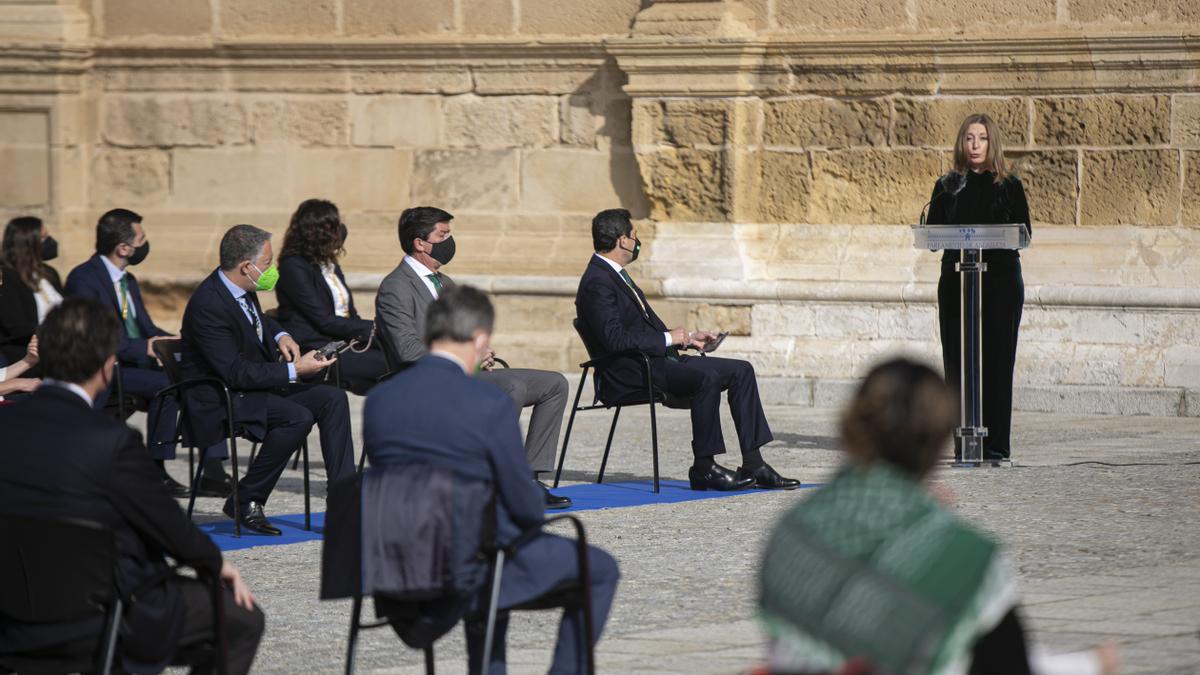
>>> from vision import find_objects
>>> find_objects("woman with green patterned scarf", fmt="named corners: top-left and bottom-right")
top-left (758, 358), bottom-right (1119, 675)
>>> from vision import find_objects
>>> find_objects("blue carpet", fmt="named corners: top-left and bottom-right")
top-left (202, 479), bottom-right (815, 552)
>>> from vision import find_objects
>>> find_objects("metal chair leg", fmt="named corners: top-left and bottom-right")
top-left (100, 597), bottom-right (123, 675)
top-left (302, 440), bottom-right (311, 531)
top-left (423, 645), bottom-right (434, 675)
top-left (247, 442), bottom-right (258, 466)
top-left (596, 407), bottom-right (621, 484)
top-left (482, 550), bottom-right (506, 674)
top-left (553, 368), bottom-right (588, 489)
top-left (345, 595), bottom-right (363, 675)
top-left (650, 399), bottom-right (660, 494)
top-left (357, 447), bottom-right (368, 473)
top-left (291, 448), bottom-right (301, 471)
top-left (186, 446), bottom-right (207, 519)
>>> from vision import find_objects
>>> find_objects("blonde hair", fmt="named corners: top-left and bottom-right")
top-left (953, 113), bottom-right (1008, 184)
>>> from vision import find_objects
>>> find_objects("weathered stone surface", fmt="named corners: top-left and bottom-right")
top-left (763, 98), bottom-right (889, 148)
top-left (688, 304), bottom-right (751, 336)
top-left (1184, 152), bottom-right (1200, 226)
top-left (250, 99), bottom-right (347, 147)
top-left (1034, 96), bottom-right (1170, 146)
top-left (0, 148), bottom-right (48, 207)
top-left (100, 0), bottom-right (211, 36)
top-left (1067, 0), bottom-right (1200, 23)
top-left (892, 97), bottom-right (1028, 148)
top-left (918, 0), bottom-right (1055, 28)
top-left (89, 149), bottom-right (170, 205)
top-left (103, 98), bottom-right (248, 147)
top-left (219, 0), bottom-right (336, 36)
top-left (638, 149), bottom-right (727, 221)
top-left (1009, 150), bottom-right (1079, 226)
top-left (172, 150), bottom-right (291, 209)
top-left (522, 148), bottom-right (647, 214)
top-left (344, 0), bottom-right (454, 35)
top-left (562, 94), bottom-right (600, 147)
top-left (519, 0), bottom-right (641, 35)
top-left (444, 95), bottom-right (557, 148)
top-left (351, 96), bottom-right (440, 147)
top-left (1175, 96), bottom-right (1200, 147)
top-left (462, 0), bottom-right (514, 34)
top-left (0, 110), bottom-right (46, 145)
top-left (291, 149), bottom-right (412, 211)
top-left (809, 149), bottom-right (942, 224)
top-left (775, 0), bottom-right (908, 31)
top-left (410, 149), bottom-right (519, 212)
top-left (756, 150), bottom-right (811, 223)
top-left (660, 100), bottom-right (733, 147)
top-left (1081, 150), bottom-right (1180, 225)
top-left (350, 69), bottom-right (473, 95)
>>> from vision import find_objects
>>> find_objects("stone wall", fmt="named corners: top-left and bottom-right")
top-left (2, 0), bottom-right (1200, 413)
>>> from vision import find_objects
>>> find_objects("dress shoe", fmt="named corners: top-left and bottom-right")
top-left (195, 472), bottom-right (234, 498)
top-left (161, 474), bottom-right (191, 498)
top-left (736, 463), bottom-right (801, 490)
top-left (223, 499), bottom-right (281, 536)
top-left (539, 482), bottom-right (572, 510)
top-left (688, 462), bottom-right (755, 491)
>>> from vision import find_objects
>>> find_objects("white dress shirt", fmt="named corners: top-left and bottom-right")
top-left (217, 270), bottom-right (296, 382)
top-left (404, 256), bottom-right (440, 299)
top-left (320, 263), bottom-right (352, 318)
top-left (100, 255), bottom-right (136, 320)
top-left (33, 277), bottom-right (63, 324)
top-left (592, 253), bottom-right (672, 347)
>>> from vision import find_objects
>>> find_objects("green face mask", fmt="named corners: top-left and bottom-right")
top-left (250, 263), bottom-right (279, 292)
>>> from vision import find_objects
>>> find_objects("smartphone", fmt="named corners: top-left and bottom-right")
top-left (317, 340), bottom-right (347, 359)
top-left (702, 332), bottom-right (729, 353)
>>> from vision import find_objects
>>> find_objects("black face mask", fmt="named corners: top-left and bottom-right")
top-left (428, 235), bottom-right (456, 266)
top-left (338, 223), bottom-right (348, 246)
top-left (127, 241), bottom-right (150, 266)
top-left (40, 236), bottom-right (58, 262)
top-left (621, 237), bottom-right (641, 263)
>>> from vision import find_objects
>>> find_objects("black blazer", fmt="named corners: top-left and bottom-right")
top-left (0, 386), bottom-right (222, 669)
top-left (275, 255), bottom-right (372, 349)
top-left (63, 254), bottom-right (170, 365)
top-left (574, 255), bottom-right (672, 403)
top-left (180, 270), bottom-right (291, 448)
top-left (0, 265), bottom-right (61, 365)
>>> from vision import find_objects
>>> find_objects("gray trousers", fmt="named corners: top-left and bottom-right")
top-left (478, 368), bottom-right (569, 474)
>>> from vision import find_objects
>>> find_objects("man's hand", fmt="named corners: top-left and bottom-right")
top-left (294, 349), bottom-right (334, 377)
top-left (688, 330), bottom-right (717, 350)
top-left (480, 350), bottom-right (497, 372)
top-left (146, 335), bottom-right (171, 359)
top-left (22, 335), bottom-right (38, 366)
top-left (220, 561), bottom-right (256, 611)
top-left (277, 334), bottom-right (302, 363)
top-left (668, 327), bottom-right (690, 346)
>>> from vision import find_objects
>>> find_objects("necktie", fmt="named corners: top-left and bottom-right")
top-left (118, 276), bottom-right (142, 339)
top-left (237, 296), bottom-right (263, 342)
top-left (427, 273), bottom-right (442, 292)
top-left (619, 269), bottom-right (679, 361)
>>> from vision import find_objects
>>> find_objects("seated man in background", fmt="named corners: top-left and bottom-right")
top-left (0, 298), bottom-right (264, 674)
top-left (375, 206), bottom-right (571, 509)
top-left (365, 285), bottom-right (618, 674)
top-left (575, 208), bottom-right (798, 492)
top-left (64, 208), bottom-right (230, 498)
top-left (181, 224), bottom-right (353, 535)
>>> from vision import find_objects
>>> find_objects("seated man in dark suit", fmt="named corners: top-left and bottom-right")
top-left (0, 298), bottom-right (263, 674)
top-left (181, 224), bottom-right (354, 535)
top-left (64, 208), bottom-right (230, 498)
top-left (365, 286), bottom-right (619, 674)
top-left (575, 208), bottom-right (800, 492)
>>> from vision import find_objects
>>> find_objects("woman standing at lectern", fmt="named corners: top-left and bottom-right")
top-left (925, 113), bottom-right (1030, 460)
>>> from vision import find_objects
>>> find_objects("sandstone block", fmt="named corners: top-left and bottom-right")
top-left (1164, 345), bottom-right (1200, 388)
top-left (561, 94), bottom-right (599, 148)
top-left (344, 0), bottom-right (455, 35)
top-left (660, 100), bottom-right (732, 147)
top-left (809, 150), bottom-right (943, 225)
top-left (522, 148), bottom-right (647, 214)
top-left (689, 304), bottom-right (751, 336)
top-left (219, 0), bottom-right (336, 36)
top-left (752, 304), bottom-right (817, 338)
top-left (892, 97), bottom-right (1028, 148)
top-left (638, 148), bottom-right (727, 221)
top-left (230, 69), bottom-right (349, 94)
top-left (0, 110), bottom-right (46, 145)
top-left (763, 98), bottom-right (889, 149)
top-left (103, 97), bottom-right (248, 148)
top-left (172, 150), bottom-right (291, 210)
top-left (473, 69), bottom-right (602, 96)
top-left (1173, 95), bottom-right (1200, 147)
top-left (351, 96), bottom-right (441, 147)
top-left (444, 95), bottom-right (557, 148)
top-left (463, 0), bottom-right (514, 34)
top-left (519, 0), bottom-right (642, 35)
top-left (410, 149), bottom-right (519, 212)
top-left (789, 338), bottom-right (858, 379)
top-left (875, 305), bottom-right (938, 341)
top-left (1067, 0), bottom-right (1200, 23)
top-left (756, 150), bottom-right (811, 223)
top-left (1184, 152), bottom-right (1200, 226)
top-left (251, 99), bottom-right (348, 147)
top-left (127, 212), bottom-right (223, 279)
top-left (292, 149), bottom-right (412, 212)
top-left (0, 148), bottom-right (48, 207)
top-left (351, 70), bottom-right (473, 95)
top-left (89, 149), bottom-right (170, 205)
top-left (100, 0), bottom-right (211, 37)
top-left (812, 304), bottom-right (879, 339)
top-left (1081, 150), bottom-right (1180, 225)
top-left (776, 0), bottom-right (908, 31)
top-left (1008, 150), bottom-right (1079, 226)
top-left (917, 0), bottom-right (1055, 28)
top-left (1034, 96), bottom-right (1170, 146)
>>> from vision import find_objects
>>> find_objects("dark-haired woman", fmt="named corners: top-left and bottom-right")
top-left (276, 199), bottom-right (387, 395)
top-left (0, 216), bottom-right (63, 365)
top-left (926, 114), bottom-right (1030, 461)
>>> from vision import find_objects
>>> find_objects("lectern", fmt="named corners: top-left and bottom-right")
top-left (911, 224), bottom-right (1030, 465)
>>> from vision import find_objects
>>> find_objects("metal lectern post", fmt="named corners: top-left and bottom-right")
top-left (956, 248), bottom-right (987, 464)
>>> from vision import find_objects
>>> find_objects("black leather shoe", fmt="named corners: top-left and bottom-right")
top-left (539, 482), bottom-right (572, 510)
top-left (688, 462), bottom-right (755, 491)
top-left (195, 473), bottom-right (234, 498)
top-left (736, 463), bottom-right (801, 490)
top-left (161, 474), bottom-right (191, 498)
top-left (223, 499), bottom-right (281, 536)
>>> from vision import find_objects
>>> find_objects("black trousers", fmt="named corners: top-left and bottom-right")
top-left (938, 257), bottom-right (1024, 458)
top-left (330, 343), bottom-right (388, 395)
top-left (238, 384), bottom-right (354, 507)
top-left (175, 578), bottom-right (265, 675)
top-left (658, 355), bottom-right (773, 460)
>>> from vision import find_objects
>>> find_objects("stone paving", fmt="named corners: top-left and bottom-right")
top-left (156, 394), bottom-right (1200, 674)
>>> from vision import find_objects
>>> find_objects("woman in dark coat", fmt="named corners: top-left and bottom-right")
top-left (925, 113), bottom-right (1031, 460)
top-left (276, 199), bottom-right (387, 395)
top-left (0, 216), bottom-right (63, 366)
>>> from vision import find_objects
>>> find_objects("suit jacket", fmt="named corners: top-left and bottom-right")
top-left (0, 265), bottom-right (61, 365)
top-left (375, 260), bottom-right (454, 365)
top-left (0, 386), bottom-right (222, 669)
top-left (574, 255), bottom-right (672, 402)
top-left (275, 255), bottom-right (373, 350)
top-left (64, 254), bottom-right (170, 365)
top-left (180, 269), bottom-right (291, 448)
